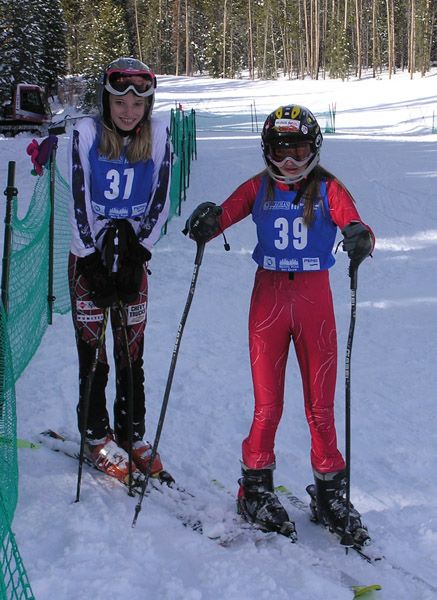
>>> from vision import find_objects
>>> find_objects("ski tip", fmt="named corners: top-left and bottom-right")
top-left (274, 485), bottom-right (289, 493)
top-left (352, 584), bottom-right (382, 598)
top-left (16, 439), bottom-right (40, 449)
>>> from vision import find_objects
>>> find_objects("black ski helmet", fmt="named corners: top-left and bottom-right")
top-left (97, 57), bottom-right (157, 128)
top-left (261, 104), bottom-right (323, 183)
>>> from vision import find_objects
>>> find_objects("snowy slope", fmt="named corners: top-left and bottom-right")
top-left (1, 69), bottom-right (437, 599)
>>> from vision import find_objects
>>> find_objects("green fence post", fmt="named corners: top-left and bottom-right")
top-left (324, 102), bottom-right (337, 134)
top-left (1, 162), bottom-right (18, 316)
top-left (191, 109), bottom-right (197, 160)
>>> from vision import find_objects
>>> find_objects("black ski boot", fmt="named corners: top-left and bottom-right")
top-left (306, 470), bottom-right (370, 547)
top-left (237, 465), bottom-right (297, 541)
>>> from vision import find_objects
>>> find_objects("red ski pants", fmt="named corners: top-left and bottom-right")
top-left (242, 268), bottom-right (346, 474)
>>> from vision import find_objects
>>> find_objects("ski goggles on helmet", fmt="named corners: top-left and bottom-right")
top-left (268, 143), bottom-right (314, 169)
top-left (105, 70), bottom-right (155, 97)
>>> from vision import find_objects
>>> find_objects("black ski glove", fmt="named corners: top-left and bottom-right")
top-left (116, 231), bottom-right (151, 304)
top-left (183, 202), bottom-right (223, 242)
top-left (76, 251), bottom-right (117, 308)
top-left (341, 222), bottom-right (374, 265)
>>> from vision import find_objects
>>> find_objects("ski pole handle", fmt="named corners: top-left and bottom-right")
top-left (195, 241), bottom-right (205, 266)
top-left (349, 260), bottom-right (359, 291)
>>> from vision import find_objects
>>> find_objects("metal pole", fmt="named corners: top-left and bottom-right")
top-left (47, 141), bottom-right (58, 324)
top-left (117, 302), bottom-right (135, 496)
top-left (1, 162), bottom-right (18, 315)
top-left (75, 308), bottom-right (109, 502)
top-left (341, 261), bottom-right (358, 549)
top-left (253, 99), bottom-right (259, 132)
top-left (132, 241), bottom-right (205, 527)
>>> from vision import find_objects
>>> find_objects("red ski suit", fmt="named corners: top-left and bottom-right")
top-left (217, 174), bottom-right (372, 474)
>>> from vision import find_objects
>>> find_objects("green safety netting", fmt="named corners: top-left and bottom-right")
top-left (167, 108), bottom-right (197, 224)
top-left (0, 302), bottom-right (35, 600)
top-left (6, 162), bottom-right (71, 384)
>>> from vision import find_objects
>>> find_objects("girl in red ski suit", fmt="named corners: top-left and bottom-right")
top-left (218, 174), bottom-right (367, 472)
top-left (186, 104), bottom-right (374, 542)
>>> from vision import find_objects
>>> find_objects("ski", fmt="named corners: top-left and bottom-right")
top-left (37, 430), bottom-right (269, 546)
top-left (37, 437), bottom-right (437, 598)
top-left (38, 430), bottom-right (204, 531)
top-left (277, 485), bottom-right (437, 596)
top-left (39, 429), bottom-right (175, 489)
top-left (352, 584), bottom-right (382, 598)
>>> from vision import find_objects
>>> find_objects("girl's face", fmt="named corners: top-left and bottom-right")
top-left (109, 92), bottom-right (147, 131)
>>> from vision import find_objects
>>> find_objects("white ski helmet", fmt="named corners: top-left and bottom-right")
top-left (97, 57), bottom-right (157, 127)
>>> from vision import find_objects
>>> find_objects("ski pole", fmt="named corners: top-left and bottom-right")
top-left (75, 307), bottom-right (109, 503)
top-left (341, 259), bottom-right (359, 549)
top-left (132, 241), bottom-right (206, 527)
top-left (116, 301), bottom-right (135, 496)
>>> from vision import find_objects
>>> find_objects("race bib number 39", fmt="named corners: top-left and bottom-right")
top-left (274, 217), bottom-right (308, 250)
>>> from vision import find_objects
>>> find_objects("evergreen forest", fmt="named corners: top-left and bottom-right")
top-left (0, 0), bottom-right (436, 105)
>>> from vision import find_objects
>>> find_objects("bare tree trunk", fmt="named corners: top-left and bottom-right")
top-left (185, 0), bottom-right (191, 76)
top-left (279, 0), bottom-right (289, 76)
top-left (355, 0), bottom-right (362, 78)
top-left (230, 4), bottom-right (234, 77)
top-left (156, 0), bottom-right (162, 73)
top-left (248, 0), bottom-right (254, 79)
top-left (390, 0), bottom-right (395, 74)
top-left (303, 0), bottom-right (311, 75)
top-left (270, 14), bottom-right (278, 76)
top-left (386, 0), bottom-right (394, 78)
top-left (421, 0), bottom-right (433, 76)
top-left (134, 0), bottom-right (142, 62)
top-left (262, 13), bottom-right (268, 78)
top-left (320, 0), bottom-right (328, 78)
top-left (409, 0), bottom-right (416, 78)
top-left (372, 0), bottom-right (377, 76)
top-left (222, 0), bottom-right (227, 77)
top-left (313, 0), bottom-right (320, 79)
top-left (298, 0), bottom-right (306, 78)
top-left (174, 0), bottom-right (180, 76)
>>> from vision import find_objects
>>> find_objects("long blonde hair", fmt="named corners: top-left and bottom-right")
top-left (99, 119), bottom-right (152, 163)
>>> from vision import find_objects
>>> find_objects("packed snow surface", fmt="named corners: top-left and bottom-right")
top-left (1, 68), bottom-right (437, 599)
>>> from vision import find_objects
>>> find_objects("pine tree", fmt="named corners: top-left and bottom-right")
top-left (80, 0), bottom-right (130, 109)
top-left (37, 0), bottom-right (68, 95)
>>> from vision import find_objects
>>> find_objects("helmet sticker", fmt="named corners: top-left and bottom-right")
top-left (291, 106), bottom-right (301, 119)
top-left (274, 118), bottom-right (300, 132)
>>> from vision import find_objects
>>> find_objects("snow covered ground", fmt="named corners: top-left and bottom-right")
top-left (1, 68), bottom-right (437, 599)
